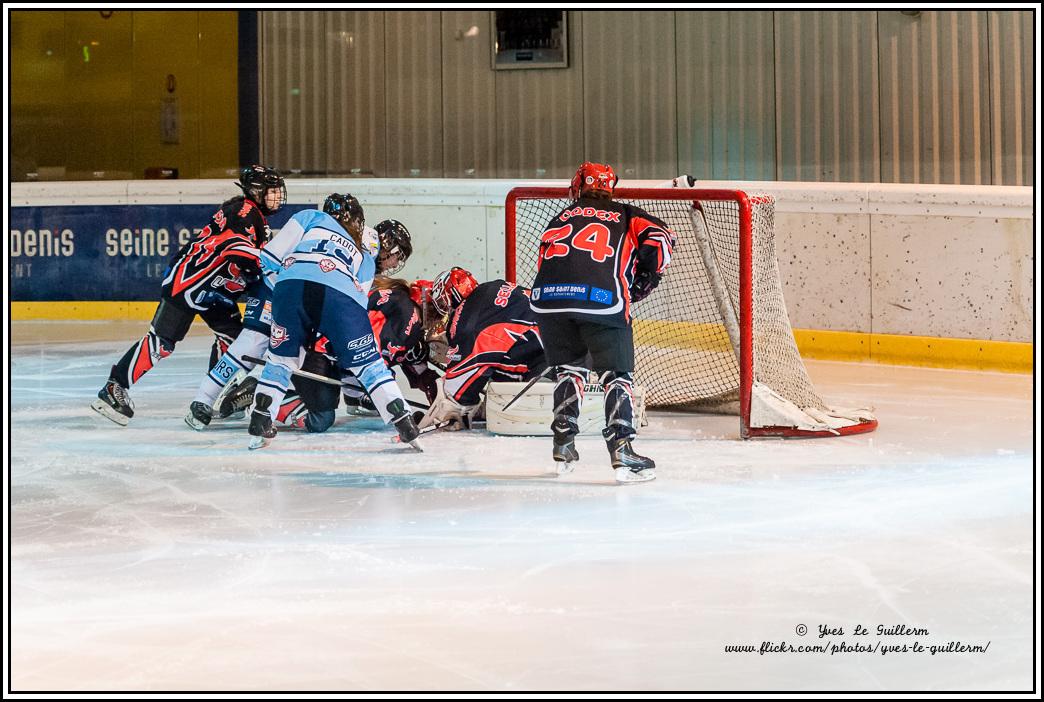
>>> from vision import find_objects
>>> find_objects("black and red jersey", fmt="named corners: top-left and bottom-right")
top-left (162, 196), bottom-right (271, 309)
top-left (530, 196), bottom-right (675, 326)
top-left (368, 285), bottom-right (424, 366)
top-left (443, 280), bottom-right (546, 406)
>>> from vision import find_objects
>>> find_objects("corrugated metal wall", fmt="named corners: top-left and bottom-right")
top-left (581, 12), bottom-right (677, 179)
top-left (878, 10), bottom-right (992, 184)
top-left (776, 11), bottom-right (881, 182)
top-left (676, 11), bottom-right (776, 181)
top-left (988, 10), bottom-right (1034, 186)
top-left (259, 10), bottom-right (1033, 184)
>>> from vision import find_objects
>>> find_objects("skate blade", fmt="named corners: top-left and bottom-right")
top-left (90, 400), bottom-right (129, 426)
top-left (346, 408), bottom-right (380, 417)
top-left (390, 433), bottom-right (424, 451)
top-left (614, 467), bottom-right (656, 484)
top-left (184, 415), bottom-right (207, 432)
top-left (555, 461), bottom-right (575, 476)
top-left (248, 435), bottom-right (271, 450)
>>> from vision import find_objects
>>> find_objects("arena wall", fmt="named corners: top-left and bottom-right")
top-left (10, 179), bottom-right (1033, 372)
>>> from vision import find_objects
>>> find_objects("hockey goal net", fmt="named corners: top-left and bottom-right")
top-left (505, 186), bottom-right (877, 438)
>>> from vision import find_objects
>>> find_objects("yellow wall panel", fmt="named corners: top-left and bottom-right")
top-left (198, 12), bottom-right (240, 178)
top-left (132, 11), bottom-right (201, 179)
top-left (10, 10), bottom-right (238, 181)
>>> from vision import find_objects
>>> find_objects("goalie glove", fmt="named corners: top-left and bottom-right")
top-left (418, 378), bottom-right (477, 431)
top-left (629, 269), bottom-right (661, 303)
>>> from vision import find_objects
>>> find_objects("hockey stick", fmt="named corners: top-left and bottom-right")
top-left (244, 354), bottom-right (343, 386)
top-left (243, 354), bottom-right (429, 411)
top-left (500, 367), bottom-right (551, 412)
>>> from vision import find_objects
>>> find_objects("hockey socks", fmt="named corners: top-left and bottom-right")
top-left (551, 365), bottom-right (587, 434)
top-left (111, 328), bottom-right (174, 388)
top-left (600, 371), bottom-right (637, 443)
top-left (194, 329), bottom-right (269, 407)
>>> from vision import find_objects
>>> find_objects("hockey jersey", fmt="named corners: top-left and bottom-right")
top-left (443, 280), bottom-right (546, 407)
top-left (161, 196), bottom-right (270, 310)
top-left (368, 285), bottom-right (424, 366)
top-left (259, 209), bottom-right (378, 307)
top-left (530, 196), bottom-right (675, 326)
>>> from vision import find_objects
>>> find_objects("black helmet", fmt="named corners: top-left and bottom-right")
top-left (322, 192), bottom-right (365, 234)
top-left (236, 165), bottom-right (286, 215)
top-left (374, 219), bottom-right (412, 274)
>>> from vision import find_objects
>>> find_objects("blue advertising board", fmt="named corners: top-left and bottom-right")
top-left (10, 204), bottom-right (312, 301)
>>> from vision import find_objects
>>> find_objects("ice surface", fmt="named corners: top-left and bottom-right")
top-left (7, 323), bottom-right (1035, 692)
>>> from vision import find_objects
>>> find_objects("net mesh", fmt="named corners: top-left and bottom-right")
top-left (510, 192), bottom-right (827, 415)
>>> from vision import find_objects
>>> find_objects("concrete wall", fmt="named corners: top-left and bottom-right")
top-left (11, 179), bottom-right (1033, 343)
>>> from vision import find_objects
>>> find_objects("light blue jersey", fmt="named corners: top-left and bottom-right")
top-left (259, 209), bottom-right (378, 307)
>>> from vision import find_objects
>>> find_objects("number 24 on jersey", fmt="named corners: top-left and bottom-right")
top-left (540, 223), bottom-right (615, 263)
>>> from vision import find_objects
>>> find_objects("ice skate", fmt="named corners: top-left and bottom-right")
top-left (552, 416), bottom-right (578, 475)
top-left (248, 394), bottom-right (277, 450)
top-left (90, 377), bottom-right (134, 426)
top-left (344, 393), bottom-right (379, 417)
top-left (389, 400), bottom-right (423, 451)
top-left (216, 373), bottom-right (255, 420)
top-left (608, 438), bottom-right (656, 483)
top-left (184, 401), bottom-right (213, 431)
top-left (552, 435), bottom-right (579, 475)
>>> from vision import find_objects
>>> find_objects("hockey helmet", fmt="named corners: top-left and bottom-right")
top-left (431, 267), bottom-right (478, 316)
top-left (322, 192), bottom-right (365, 236)
top-left (236, 165), bottom-right (286, 215)
top-left (569, 161), bottom-right (618, 200)
top-left (374, 219), bottom-right (413, 275)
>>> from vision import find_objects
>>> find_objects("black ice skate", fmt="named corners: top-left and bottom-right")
top-left (248, 394), bottom-right (277, 450)
top-left (552, 416), bottom-right (579, 475)
top-left (216, 373), bottom-right (256, 420)
top-left (388, 399), bottom-right (422, 451)
top-left (184, 401), bottom-right (213, 431)
top-left (608, 438), bottom-right (656, 483)
top-left (90, 377), bottom-right (134, 426)
top-left (344, 393), bottom-right (379, 417)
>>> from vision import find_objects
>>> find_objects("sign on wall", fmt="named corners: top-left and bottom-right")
top-left (9, 204), bottom-right (311, 301)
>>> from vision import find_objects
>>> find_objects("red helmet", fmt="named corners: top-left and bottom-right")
top-left (569, 161), bottom-right (618, 199)
top-left (431, 267), bottom-right (478, 316)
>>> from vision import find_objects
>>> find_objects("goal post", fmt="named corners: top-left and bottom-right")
top-left (505, 185), bottom-right (878, 439)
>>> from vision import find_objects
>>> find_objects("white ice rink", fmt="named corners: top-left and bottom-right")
top-left (7, 322), bottom-right (1036, 692)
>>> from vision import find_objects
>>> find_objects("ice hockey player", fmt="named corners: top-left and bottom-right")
top-left (185, 214), bottom-right (415, 430)
top-left (340, 275), bottom-right (440, 416)
top-left (263, 277), bottom-right (438, 434)
top-left (530, 161), bottom-right (676, 483)
top-left (244, 194), bottom-right (421, 450)
top-left (90, 165), bottom-right (286, 426)
top-left (421, 267), bottom-right (546, 431)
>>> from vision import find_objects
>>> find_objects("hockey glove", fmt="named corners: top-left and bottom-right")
top-left (629, 270), bottom-right (661, 303)
top-left (402, 362), bottom-right (440, 404)
top-left (671, 174), bottom-right (696, 188)
top-left (193, 289), bottom-right (237, 309)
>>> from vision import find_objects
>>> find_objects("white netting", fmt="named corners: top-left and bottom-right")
top-left (509, 192), bottom-right (828, 418)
